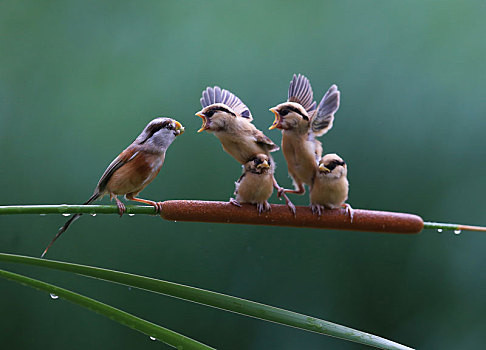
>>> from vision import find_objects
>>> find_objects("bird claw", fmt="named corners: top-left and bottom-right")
top-left (116, 201), bottom-right (126, 217)
top-left (257, 202), bottom-right (271, 214)
top-left (229, 198), bottom-right (242, 207)
top-left (342, 203), bottom-right (354, 223)
top-left (154, 201), bottom-right (163, 214)
top-left (310, 204), bottom-right (324, 216)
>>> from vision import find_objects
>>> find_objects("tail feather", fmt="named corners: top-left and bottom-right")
top-left (41, 193), bottom-right (100, 258)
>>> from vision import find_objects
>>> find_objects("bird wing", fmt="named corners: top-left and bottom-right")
top-left (253, 129), bottom-right (280, 152)
top-left (310, 84), bottom-right (340, 137)
top-left (287, 74), bottom-right (317, 113)
top-left (200, 86), bottom-right (253, 121)
top-left (96, 147), bottom-right (139, 193)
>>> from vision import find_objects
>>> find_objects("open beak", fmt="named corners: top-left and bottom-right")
top-left (196, 112), bottom-right (209, 133)
top-left (257, 160), bottom-right (270, 169)
top-left (318, 164), bottom-right (330, 173)
top-left (174, 121), bottom-right (184, 136)
top-left (269, 108), bottom-right (281, 130)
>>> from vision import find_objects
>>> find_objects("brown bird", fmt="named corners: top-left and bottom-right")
top-left (269, 74), bottom-right (340, 196)
top-left (196, 86), bottom-right (279, 164)
top-left (41, 117), bottom-right (184, 257)
top-left (309, 153), bottom-right (352, 221)
top-left (196, 86), bottom-right (295, 213)
top-left (230, 154), bottom-right (274, 213)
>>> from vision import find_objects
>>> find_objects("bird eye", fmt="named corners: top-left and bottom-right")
top-left (166, 124), bottom-right (174, 130)
top-left (206, 110), bottom-right (215, 118)
top-left (280, 109), bottom-right (289, 116)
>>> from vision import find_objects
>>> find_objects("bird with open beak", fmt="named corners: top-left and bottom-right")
top-left (196, 86), bottom-right (295, 213)
top-left (230, 154), bottom-right (274, 213)
top-left (309, 153), bottom-right (352, 221)
top-left (269, 74), bottom-right (340, 197)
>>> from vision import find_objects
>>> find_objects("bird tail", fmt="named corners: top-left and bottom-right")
top-left (41, 193), bottom-right (100, 258)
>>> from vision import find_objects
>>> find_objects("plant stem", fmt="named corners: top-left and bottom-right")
top-left (1, 202), bottom-right (485, 233)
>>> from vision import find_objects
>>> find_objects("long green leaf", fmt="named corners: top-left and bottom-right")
top-left (0, 268), bottom-right (214, 350)
top-left (0, 253), bottom-right (413, 350)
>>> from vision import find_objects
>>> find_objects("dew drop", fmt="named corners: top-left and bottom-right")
top-left (39, 214), bottom-right (46, 217)
top-left (50, 293), bottom-right (59, 300)
top-left (91, 213), bottom-right (97, 217)
top-left (62, 213), bottom-right (71, 217)
top-left (437, 229), bottom-right (443, 233)
top-left (149, 336), bottom-right (156, 341)
top-left (128, 213), bottom-right (135, 217)
top-left (454, 229), bottom-right (461, 235)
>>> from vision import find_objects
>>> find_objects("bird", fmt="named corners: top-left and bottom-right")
top-left (309, 153), bottom-right (352, 221)
top-left (41, 117), bottom-right (184, 257)
top-left (196, 86), bottom-right (279, 164)
top-left (269, 74), bottom-right (340, 196)
top-left (230, 154), bottom-right (274, 213)
top-left (196, 86), bottom-right (295, 213)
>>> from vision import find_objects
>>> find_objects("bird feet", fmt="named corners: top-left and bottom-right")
top-left (257, 201), bottom-right (271, 214)
top-left (114, 197), bottom-right (126, 217)
top-left (310, 204), bottom-right (325, 216)
top-left (229, 198), bottom-right (242, 207)
top-left (342, 203), bottom-right (354, 223)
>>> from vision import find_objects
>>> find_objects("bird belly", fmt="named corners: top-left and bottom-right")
top-left (310, 177), bottom-right (348, 208)
top-left (106, 154), bottom-right (164, 196)
top-left (236, 173), bottom-right (273, 204)
top-left (216, 132), bottom-right (266, 164)
top-left (282, 134), bottom-right (317, 186)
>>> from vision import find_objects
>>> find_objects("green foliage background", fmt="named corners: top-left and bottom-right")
top-left (1, 1), bottom-right (485, 349)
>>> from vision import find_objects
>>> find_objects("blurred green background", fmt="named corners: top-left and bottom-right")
top-left (1, 1), bottom-right (486, 349)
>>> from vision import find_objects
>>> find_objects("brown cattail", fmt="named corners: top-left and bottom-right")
top-left (160, 200), bottom-right (424, 234)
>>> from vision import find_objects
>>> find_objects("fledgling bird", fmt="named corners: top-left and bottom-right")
top-left (269, 74), bottom-right (340, 196)
top-left (41, 117), bottom-right (184, 257)
top-left (230, 154), bottom-right (274, 213)
top-left (309, 153), bottom-right (353, 221)
top-left (196, 86), bottom-right (279, 164)
top-left (196, 86), bottom-right (295, 213)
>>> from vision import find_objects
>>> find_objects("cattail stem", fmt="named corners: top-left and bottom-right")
top-left (1, 201), bottom-right (485, 233)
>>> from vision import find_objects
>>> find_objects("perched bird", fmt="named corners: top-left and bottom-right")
top-left (196, 86), bottom-right (279, 164)
top-left (230, 154), bottom-right (274, 213)
top-left (269, 74), bottom-right (340, 196)
top-left (41, 117), bottom-right (184, 257)
top-left (309, 153), bottom-right (352, 221)
top-left (196, 86), bottom-right (295, 213)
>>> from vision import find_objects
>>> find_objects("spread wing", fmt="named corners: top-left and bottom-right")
top-left (96, 147), bottom-right (139, 193)
top-left (287, 74), bottom-right (316, 113)
top-left (310, 84), bottom-right (340, 137)
top-left (200, 86), bottom-right (253, 121)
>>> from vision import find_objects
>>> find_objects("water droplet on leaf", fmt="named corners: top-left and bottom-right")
top-left (50, 293), bottom-right (59, 300)
top-left (437, 229), bottom-right (443, 233)
top-left (454, 229), bottom-right (461, 235)
top-left (128, 213), bottom-right (135, 217)
top-left (149, 336), bottom-right (156, 341)
top-left (62, 213), bottom-right (71, 217)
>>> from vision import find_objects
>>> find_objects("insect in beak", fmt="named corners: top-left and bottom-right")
top-left (174, 121), bottom-right (185, 136)
top-left (196, 112), bottom-right (209, 132)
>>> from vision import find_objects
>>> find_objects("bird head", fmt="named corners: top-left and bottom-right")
top-left (137, 117), bottom-right (184, 150)
top-left (196, 103), bottom-right (237, 133)
top-left (269, 102), bottom-right (310, 131)
top-left (318, 153), bottom-right (347, 179)
top-left (246, 154), bottom-right (271, 174)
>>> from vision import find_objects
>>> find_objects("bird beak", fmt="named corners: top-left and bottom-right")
top-left (174, 121), bottom-right (185, 136)
top-left (196, 112), bottom-right (209, 133)
top-left (318, 164), bottom-right (330, 173)
top-left (269, 108), bottom-right (281, 130)
top-left (257, 160), bottom-right (270, 169)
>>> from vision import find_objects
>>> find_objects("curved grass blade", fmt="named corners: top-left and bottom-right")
top-left (0, 253), bottom-right (413, 350)
top-left (0, 268), bottom-right (214, 350)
